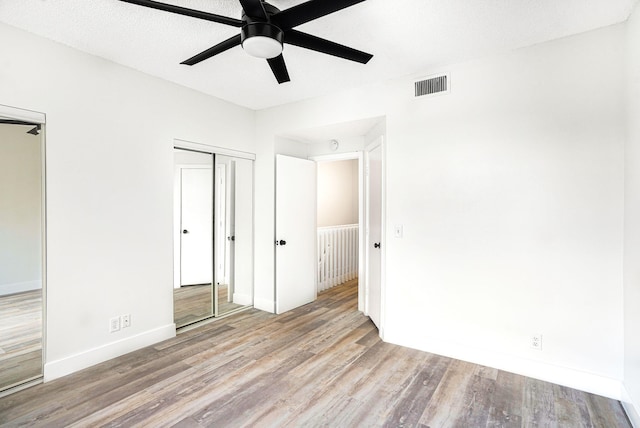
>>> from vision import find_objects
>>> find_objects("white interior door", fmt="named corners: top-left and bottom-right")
top-left (181, 167), bottom-right (213, 285)
top-left (275, 154), bottom-right (317, 314)
top-left (366, 139), bottom-right (383, 328)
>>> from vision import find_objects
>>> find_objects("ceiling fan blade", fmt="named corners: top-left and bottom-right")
top-left (267, 55), bottom-right (291, 84)
top-left (273, 0), bottom-right (366, 30)
top-left (119, 0), bottom-right (243, 27)
top-left (238, 0), bottom-right (268, 20)
top-left (285, 30), bottom-right (372, 64)
top-left (181, 35), bottom-right (242, 66)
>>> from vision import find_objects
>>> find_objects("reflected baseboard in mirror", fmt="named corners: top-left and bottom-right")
top-left (0, 290), bottom-right (43, 391)
top-left (217, 284), bottom-right (246, 315)
top-left (173, 284), bottom-right (248, 328)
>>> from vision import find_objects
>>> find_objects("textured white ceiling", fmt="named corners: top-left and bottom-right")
top-left (0, 0), bottom-right (638, 110)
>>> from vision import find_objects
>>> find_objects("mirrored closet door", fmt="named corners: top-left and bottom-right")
top-left (173, 148), bottom-right (253, 328)
top-left (0, 112), bottom-right (45, 393)
top-left (214, 155), bottom-right (253, 317)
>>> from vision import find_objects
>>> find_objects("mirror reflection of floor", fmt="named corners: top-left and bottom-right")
top-left (0, 290), bottom-right (42, 391)
top-left (173, 284), bottom-right (246, 327)
top-left (217, 284), bottom-right (246, 315)
top-left (174, 284), bottom-right (212, 327)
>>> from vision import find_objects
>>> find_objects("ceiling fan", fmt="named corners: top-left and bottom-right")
top-left (119, 0), bottom-right (373, 84)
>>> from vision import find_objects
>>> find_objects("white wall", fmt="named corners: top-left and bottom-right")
top-left (624, 1), bottom-right (640, 423)
top-left (317, 159), bottom-right (358, 227)
top-left (0, 14), bottom-right (633, 404)
top-left (0, 125), bottom-right (42, 295)
top-left (256, 24), bottom-right (626, 398)
top-left (0, 22), bottom-right (255, 380)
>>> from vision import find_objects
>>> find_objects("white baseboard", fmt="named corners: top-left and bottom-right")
top-left (384, 330), bottom-right (623, 400)
top-left (622, 386), bottom-right (640, 427)
top-left (254, 296), bottom-right (274, 313)
top-left (44, 323), bottom-right (176, 382)
top-left (233, 292), bottom-right (253, 306)
top-left (0, 280), bottom-right (41, 296)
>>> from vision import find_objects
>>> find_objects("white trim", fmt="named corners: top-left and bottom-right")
top-left (384, 330), bottom-right (624, 400)
top-left (622, 386), bottom-right (640, 427)
top-left (254, 296), bottom-right (274, 313)
top-left (43, 324), bottom-right (175, 382)
top-left (0, 104), bottom-right (46, 124)
top-left (174, 139), bottom-right (256, 160)
top-left (379, 135), bottom-right (386, 340)
top-left (232, 292), bottom-right (253, 306)
top-left (0, 280), bottom-right (42, 296)
top-left (309, 151), bottom-right (361, 163)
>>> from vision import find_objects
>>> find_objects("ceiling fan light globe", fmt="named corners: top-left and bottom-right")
top-left (242, 36), bottom-right (283, 59)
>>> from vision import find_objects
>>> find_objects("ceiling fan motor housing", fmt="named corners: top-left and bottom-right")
top-left (241, 22), bottom-right (284, 46)
top-left (241, 3), bottom-right (284, 59)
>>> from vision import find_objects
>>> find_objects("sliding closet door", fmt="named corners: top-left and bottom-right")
top-left (0, 109), bottom-right (45, 393)
top-left (173, 145), bottom-right (254, 328)
top-left (173, 149), bottom-right (214, 328)
top-left (214, 155), bottom-right (253, 316)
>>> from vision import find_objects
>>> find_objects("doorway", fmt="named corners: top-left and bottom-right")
top-left (0, 105), bottom-right (46, 395)
top-left (173, 145), bottom-right (255, 329)
top-left (274, 117), bottom-right (385, 330)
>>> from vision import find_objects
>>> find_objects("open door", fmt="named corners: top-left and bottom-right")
top-left (366, 138), bottom-right (383, 329)
top-left (275, 154), bottom-right (317, 314)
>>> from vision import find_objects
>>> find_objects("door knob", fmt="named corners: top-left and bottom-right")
top-left (276, 240), bottom-right (287, 246)
top-left (374, 242), bottom-right (381, 249)
top-left (182, 230), bottom-right (189, 234)
top-left (228, 236), bottom-right (235, 241)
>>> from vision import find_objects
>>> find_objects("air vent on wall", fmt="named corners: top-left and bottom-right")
top-left (414, 73), bottom-right (450, 98)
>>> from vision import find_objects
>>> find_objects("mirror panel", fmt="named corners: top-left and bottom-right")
top-left (173, 149), bottom-right (254, 327)
top-left (173, 149), bottom-right (214, 328)
top-left (0, 121), bottom-right (44, 392)
top-left (215, 156), bottom-right (253, 316)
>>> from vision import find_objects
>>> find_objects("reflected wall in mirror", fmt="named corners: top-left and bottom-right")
top-left (0, 119), bottom-right (44, 392)
top-left (214, 155), bottom-right (254, 317)
top-left (173, 148), bottom-right (254, 328)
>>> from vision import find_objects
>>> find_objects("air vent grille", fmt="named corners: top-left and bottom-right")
top-left (414, 74), bottom-right (449, 98)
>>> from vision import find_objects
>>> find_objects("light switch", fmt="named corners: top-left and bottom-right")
top-left (394, 225), bottom-right (403, 238)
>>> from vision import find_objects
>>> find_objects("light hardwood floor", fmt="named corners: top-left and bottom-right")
top-left (0, 280), bottom-right (631, 427)
top-left (0, 290), bottom-right (42, 392)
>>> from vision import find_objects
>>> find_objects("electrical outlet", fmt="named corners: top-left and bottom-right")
top-left (121, 314), bottom-right (131, 328)
top-left (109, 317), bottom-right (120, 333)
top-left (531, 334), bottom-right (542, 350)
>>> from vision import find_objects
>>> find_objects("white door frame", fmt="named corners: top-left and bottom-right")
top-left (309, 151), bottom-right (366, 313)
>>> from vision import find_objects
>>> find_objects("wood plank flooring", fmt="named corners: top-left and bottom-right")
top-left (0, 290), bottom-right (42, 391)
top-left (0, 280), bottom-right (631, 427)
